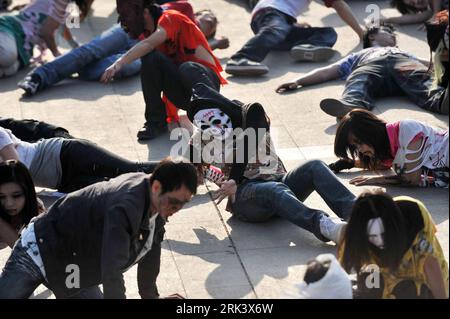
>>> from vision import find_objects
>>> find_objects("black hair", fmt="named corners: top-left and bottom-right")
top-left (143, 0), bottom-right (163, 30)
top-left (0, 160), bottom-right (38, 228)
top-left (304, 259), bottom-right (331, 284)
top-left (362, 24), bottom-right (396, 49)
top-left (149, 157), bottom-right (198, 195)
top-left (341, 191), bottom-right (409, 273)
top-left (390, 0), bottom-right (426, 15)
top-left (334, 109), bottom-right (392, 170)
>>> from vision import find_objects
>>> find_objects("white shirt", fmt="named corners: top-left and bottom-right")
top-left (252, 0), bottom-right (311, 18)
top-left (0, 127), bottom-right (37, 168)
top-left (21, 222), bottom-right (47, 279)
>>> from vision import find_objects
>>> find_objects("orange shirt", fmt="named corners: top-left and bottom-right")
top-left (156, 10), bottom-right (227, 84)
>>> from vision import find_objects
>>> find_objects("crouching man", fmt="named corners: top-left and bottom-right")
top-left (0, 158), bottom-right (197, 299)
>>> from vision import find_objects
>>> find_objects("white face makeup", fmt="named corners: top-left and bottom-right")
top-left (193, 108), bottom-right (233, 140)
top-left (367, 217), bottom-right (385, 249)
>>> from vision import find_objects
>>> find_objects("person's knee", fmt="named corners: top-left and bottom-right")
top-left (303, 159), bottom-right (328, 171)
top-left (178, 61), bottom-right (198, 76)
top-left (141, 50), bottom-right (164, 67)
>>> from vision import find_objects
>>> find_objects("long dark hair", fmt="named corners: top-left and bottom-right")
top-left (334, 109), bottom-right (392, 170)
top-left (0, 160), bottom-right (38, 228)
top-left (341, 191), bottom-right (409, 273)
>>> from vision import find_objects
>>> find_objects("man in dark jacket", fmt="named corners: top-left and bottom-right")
top-left (0, 159), bottom-right (197, 299)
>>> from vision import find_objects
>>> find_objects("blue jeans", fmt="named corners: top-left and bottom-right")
top-left (32, 24), bottom-right (140, 90)
top-left (230, 160), bottom-right (356, 241)
top-left (232, 8), bottom-right (337, 62)
top-left (343, 54), bottom-right (447, 114)
top-left (0, 240), bottom-right (104, 299)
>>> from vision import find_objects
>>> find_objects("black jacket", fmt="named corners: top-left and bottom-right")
top-left (33, 173), bottom-right (165, 299)
top-left (0, 117), bottom-right (73, 142)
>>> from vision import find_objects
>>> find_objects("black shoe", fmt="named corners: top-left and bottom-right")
top-left (137, 123), bottom-right (168, 141)
top-left (18, 73), bottom-right (42, 96)
top-left (320, 98), bottom-right (358, 119)
top-left (225, 58), bottom-right (269, 76)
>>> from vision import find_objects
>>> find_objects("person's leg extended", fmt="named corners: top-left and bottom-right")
top-left (283, 26), bottom-right (338, 49)
top-left (281, 27), bottom-right (338, 62)
top-left (391, 57), bottom-right (448, 114)
top-left (139, 51), bottom-right (191, 139)
top-left (20, 25), bottom-right (133, 93)
top-left (179, 61), bottom-right (221, 92)
top-left (232, 180), bottom-right (328, 241)
top-left (232, 10), bottom-right (292, 62)
top-left (282, 160), bottom-right (356, 221)
top-left (226, 9), bottom-right (292, 75)
top-left (0, 31), bottom-right (20, 78)
top-left (320, 60), bottom-right (388, 118)
top-left (58, 139), bottom-right (158, 192)
top-left (0, 241), bottom-right (45, 299)
top-left (79, 53), bottom-right (142, 81)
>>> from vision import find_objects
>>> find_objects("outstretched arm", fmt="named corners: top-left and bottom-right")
top-left (276, 64), bottom-right (341, 93)
top-left (349, 137), bottom-right (424, 187)
top-left (101, 27), bottom-right (167, 83)
top-left (331, 0), bottom-right (364, 40)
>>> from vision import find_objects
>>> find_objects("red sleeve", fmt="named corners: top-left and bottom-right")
top-left (158, 12), bottom-right (179, 41)
top-left (323, 0), bottom-right (338, 8)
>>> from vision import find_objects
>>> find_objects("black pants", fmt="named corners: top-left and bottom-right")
top-left (140, 51), bottom-right (221, 126)
top-left (343, 55), bottom-right (447, 114)
top-left (58, 139), bottom-right (158, 193)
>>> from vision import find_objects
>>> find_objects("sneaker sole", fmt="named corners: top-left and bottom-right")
top-left (290, 47), bottom-right (336, 62)
top-left (320, 98), bottom-right (356, 118)
top-left (225, 65), bottom-right (269, 76)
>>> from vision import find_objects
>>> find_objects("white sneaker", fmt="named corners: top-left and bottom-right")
top-left (319, 215), bottom-right (346, 244)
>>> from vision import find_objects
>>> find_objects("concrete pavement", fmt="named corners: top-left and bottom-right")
top-left (0, 0), bottom-right (448, 299)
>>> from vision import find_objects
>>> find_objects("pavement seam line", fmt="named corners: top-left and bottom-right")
top-left (204, 181), bottom-right (259, 299)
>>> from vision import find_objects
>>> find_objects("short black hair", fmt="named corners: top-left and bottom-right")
top-left (0, 160), bottom-right (38, 228)
top-left (304, 259), bottom-right (331, 284)
top-left (334, 109), bottom-right (392, 170)
top-left (362, 24), bottom-right (396, 49)
top-left (390, 0), bottom-right (425, 15)
top-left (149, 157), bottom-right (198, 195)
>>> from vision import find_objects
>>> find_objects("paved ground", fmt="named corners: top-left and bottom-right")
top-left (0, 0), bottom-right (448, 299)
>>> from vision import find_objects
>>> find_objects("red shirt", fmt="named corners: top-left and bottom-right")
top-left (157, 10), bottom-right (227, 84)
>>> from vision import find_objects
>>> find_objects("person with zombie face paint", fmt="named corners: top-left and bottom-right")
top-left (187, 83), bottom-right (356, 244)
top-left (339, 190), bottom-right (449, 299)
top-left (101, 0), bottom-right (227, 141)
